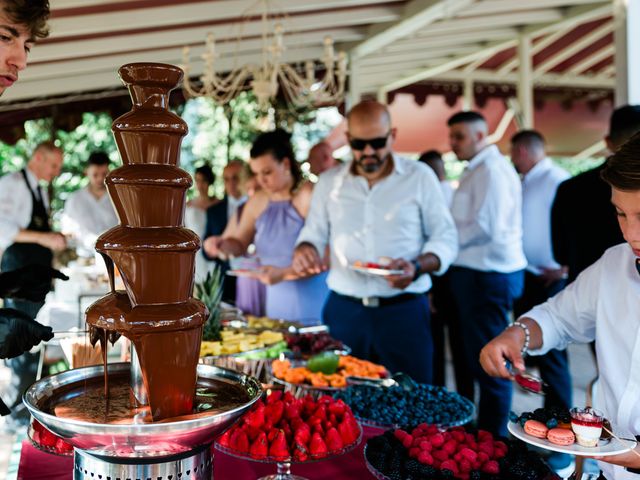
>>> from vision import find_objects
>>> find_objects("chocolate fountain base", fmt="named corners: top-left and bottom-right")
top-left (73, 443), bottom-right (213, 480)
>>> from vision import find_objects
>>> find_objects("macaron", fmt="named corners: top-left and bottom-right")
top-left (547, 427), bottom-right (575, 446)
top-left (524, 419), bottom-right (549, 439)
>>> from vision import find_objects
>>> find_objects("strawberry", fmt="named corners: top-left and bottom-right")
top-left (266, 391), bottom-right (283, 404)
top-left (265, 401), bottom-right (285, 425)
top-left (39, 429), bottom-right (59, 448)
top-left (338, 415), bottom-right (359, 445)
top-left (293, 423), bottom-right (311, 445)
top-left (293, 440), bottom-right (309, 462)
top-left (328, 400), bottom-right (347, 416)
top-left (311, 404), bottom-right (327, 422)
top-left (249, 432), bottom-right (268, 459)
top-left (230, 429), bottom-right (249, 453)
top-left (268, 429), bottom-right (289, 460)
top-left (325, 427), bottom-right (344, 452)
top-left (283, 391), bottom-right (295, 403)
top-left (285, 402), bottom-right (302, 420)
top-left (244, 403), bottom-right (265, 429)
top-left (218, 428), bottom-right (232, 447)
top-left (244, 425), bottom-right (262, 441)
top-left (309, 432), bottom-right (328, 458)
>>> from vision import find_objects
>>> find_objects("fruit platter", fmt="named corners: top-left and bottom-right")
top-left (200, 328), bottom-right (287, 381)
top-left (334, 381), bottom-right (475, 430)
top-left (28, 419), bottom-right (74, 456)
top-left (216, 391), bottom-right (362, 480)
top-left (508, 406), bottom-right (636, 456)
top-left (364, 424), bottom-right (560, 480)
top-left (270, 353), bottom-right (388, 399)
top-left (285, 330), bottom-right (349, 359)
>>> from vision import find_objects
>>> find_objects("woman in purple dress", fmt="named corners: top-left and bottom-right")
top-left (209, 130), bottom-right (328, 324)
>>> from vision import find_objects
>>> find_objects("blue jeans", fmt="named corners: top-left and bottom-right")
top-left (449, 267), bottom-right (524, 436)
top-left (322, 292), bottom-right (434, 384)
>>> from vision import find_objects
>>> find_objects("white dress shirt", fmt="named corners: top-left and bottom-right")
top-left (296, 155), bottom-right (458, 298)
top-left (451, 144), bottom-right (527, 273)
top-left (227, 195), bottom-right (247, 221)
top-left (526, 244), bottom-right (640, 480)
top-left (61, 187), bottom-right (118, 257)
top-left (521, 158), bottom-right (570, 274)
top-left (440, 180), bottom-right (454, 208)
top-left (0, 169), bottom-right (48, 250)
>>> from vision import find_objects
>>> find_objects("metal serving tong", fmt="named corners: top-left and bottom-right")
top-left (346, 372), bottom-right (417, 391)
top-left (505, 360), bottom-right (547, 395)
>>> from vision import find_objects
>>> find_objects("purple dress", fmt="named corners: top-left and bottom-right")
top-left (254, 200), bottom-right (328, 324)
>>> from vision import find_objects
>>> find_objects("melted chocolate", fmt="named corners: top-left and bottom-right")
top-left (47, 373), bottom-right (249, 425)
top-left (84, 63), bottom-right (207, 421)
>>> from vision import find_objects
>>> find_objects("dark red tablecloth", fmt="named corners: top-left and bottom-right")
top-left (18, 426), bottom-right (380, 479)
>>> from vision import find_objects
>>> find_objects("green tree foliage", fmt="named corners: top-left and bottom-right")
top-left (0, 95), bottom-right (342, 214)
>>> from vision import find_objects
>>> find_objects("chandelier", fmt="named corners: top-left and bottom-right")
top-left (180, 1), bottom-right (348, 109)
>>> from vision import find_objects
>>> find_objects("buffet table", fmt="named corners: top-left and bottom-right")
top-left (17, 426), bottom-right (380, 479)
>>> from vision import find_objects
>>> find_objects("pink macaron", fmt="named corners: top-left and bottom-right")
top-left (547, 427), bottom-right (575, 446)
top-left (524, 420), bottom-right (549, 439)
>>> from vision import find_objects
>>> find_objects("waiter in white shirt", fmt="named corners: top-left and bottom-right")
top-left (0, 140), bottom-right (66, 423)
top-left (447, 111), bottom-right (526, 436)
top-left (481, 132), bottom-right (640, 479)
top-left (61, 151), bottom-right (118, 257)
top-left (292, 100), bottom-right (458, 383)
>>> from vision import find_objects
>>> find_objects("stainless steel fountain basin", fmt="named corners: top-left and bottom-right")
top-left (23, 362), bottom-right (262, 457)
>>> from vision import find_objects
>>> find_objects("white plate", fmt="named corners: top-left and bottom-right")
top-left (226, 269), bottom-right (259, 277)
top-left (348, 264), bottom-right (404, 277)
top-left (508, 421), bottom-right (636, 457)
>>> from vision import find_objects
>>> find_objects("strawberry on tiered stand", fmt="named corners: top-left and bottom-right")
top-left (215, 391), bottom-right (362, 480)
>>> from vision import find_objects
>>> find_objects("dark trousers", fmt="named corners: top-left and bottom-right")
top-left (430, 272), bottom-right (474, 400)
top-left (514, 271), bottom-right (572, 411)
top-left (322, 291), bottom-right (434, 384)
top-left (449, 267), bottom-right (524, 437)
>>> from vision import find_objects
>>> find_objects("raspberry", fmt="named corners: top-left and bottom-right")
top-left (477, 430), bottom-right (493, 442)
top-left (459, 447), bottom-right (477, 463)
top-left (477, 452), bottom-right (489, 464)
top-left (478, 442), bottom-right (494, 458)
top-left (394, 429), bottom-right (409, 441)
top-left (432, 449), bottom-right (449, 462)
top-left (442, 439), bottom-right (457, 455)
top-left (419, 440), bottom-right (432, 452)
top-left (459, 458), bottom-right (472, 473)
top-left (482, 460), bottom-right (500, 475)
top-left (440, 460), bottom-right (459, 474)
top-left (402, 434), bottom-right (414, 449)
top-left (417, 450), bottom-right (434, 465)
top-left (430, 433), bottom-right (445, 447)
top-left (451, 430), bottom-right (465, 443)
top-left (409, 447), bottom-right (421, 458)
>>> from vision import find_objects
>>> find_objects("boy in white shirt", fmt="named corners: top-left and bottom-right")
top-left (481, 131), bottom-right (640, 480)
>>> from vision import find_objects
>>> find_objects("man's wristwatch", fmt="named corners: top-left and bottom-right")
top-left (411, 259), bottom-right (422, 281)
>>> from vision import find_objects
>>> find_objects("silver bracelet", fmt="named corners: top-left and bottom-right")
top-left (511, 320), bottom-right (530, 356)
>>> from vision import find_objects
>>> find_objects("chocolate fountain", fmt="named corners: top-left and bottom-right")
top-left (23, 63), bottom-right (262, 479)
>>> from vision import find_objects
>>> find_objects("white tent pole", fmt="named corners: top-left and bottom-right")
top-left (463, 76), bottom-right (474, 111)
top-left (614, 0), bottom-right (640, 105)
top-left (517, 32), bottom-right (534, 129)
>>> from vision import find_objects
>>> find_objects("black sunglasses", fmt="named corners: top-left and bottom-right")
top-left (348, 132), bottom-right (390, 151)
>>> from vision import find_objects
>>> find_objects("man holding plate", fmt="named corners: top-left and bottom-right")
top-left (292, 100), bottom-right (458, 384)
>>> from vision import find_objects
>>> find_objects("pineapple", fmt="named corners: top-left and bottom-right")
top-left (194, 267), bottom-right (224, 342)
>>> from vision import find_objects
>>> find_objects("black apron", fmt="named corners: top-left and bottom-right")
top-left (0, 170), bottom-right (53, 417)
top-left (0, 169), bottom-right (53, 272)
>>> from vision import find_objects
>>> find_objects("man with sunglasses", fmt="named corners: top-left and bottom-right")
top-left (447, 111), bottom-right (526, 437)
top-left (292, 100), bottom-right (458, 383)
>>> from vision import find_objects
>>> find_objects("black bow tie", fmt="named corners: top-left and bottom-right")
top-left (636, 259), bottom-right (640, 276)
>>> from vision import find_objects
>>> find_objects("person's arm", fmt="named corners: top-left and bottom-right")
top-left (217, 193), bottom-right (264, 257)
top-left (386, 167), bottom-right (458, 289)
top-left (480, 256), bottom-right (601, 378)
top-left (293, 175), bottom-right (331, 274)
top-left (451, 167), bottom-right (492, 249)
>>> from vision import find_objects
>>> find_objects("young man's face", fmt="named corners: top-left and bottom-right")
top-left (612, 187), bottom-right (640, 257)
top-left (0, 5), bottom-right (33, 97)
top-left (87, 164), bottom-right (109, 191)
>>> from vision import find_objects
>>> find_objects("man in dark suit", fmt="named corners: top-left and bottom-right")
top-left (202, 160), bottom-right (246, 301)
top-left (552, 105), bottom-right (640, 283)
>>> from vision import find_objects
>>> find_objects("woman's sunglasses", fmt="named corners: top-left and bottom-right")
top-left (348, 132), bottom-right (390, 151)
